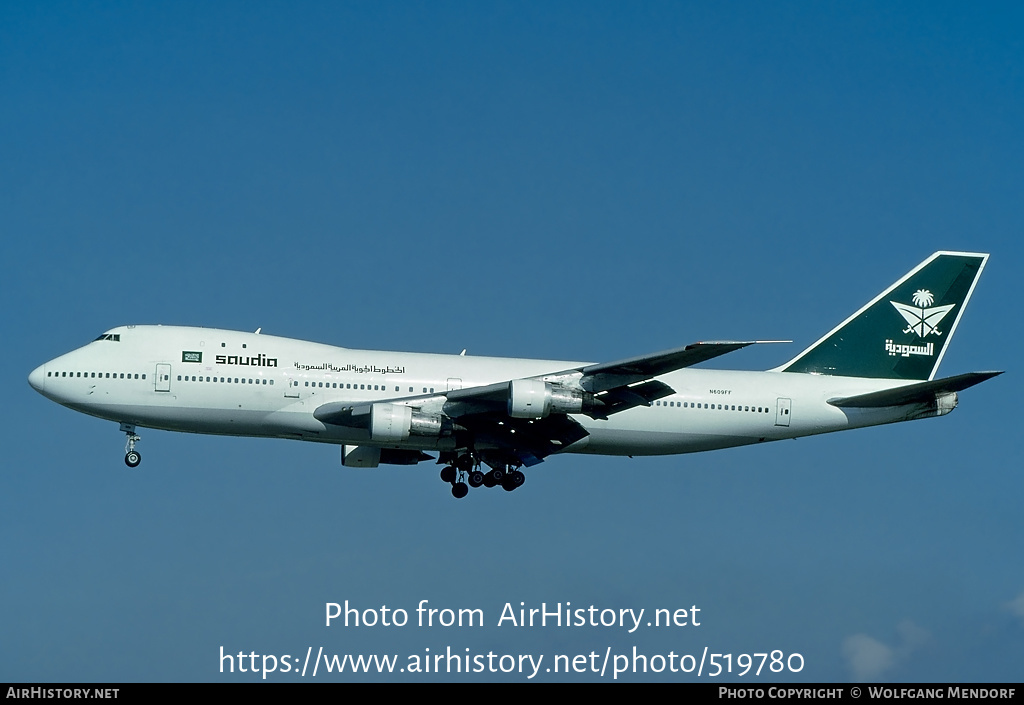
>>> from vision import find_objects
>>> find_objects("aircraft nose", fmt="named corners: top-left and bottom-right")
top-left (28, 364), bottom-right (45, 392)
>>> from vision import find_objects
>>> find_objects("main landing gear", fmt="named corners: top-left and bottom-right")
top-left (439, 453), bottom-right (525, 499)
top-left (121, 422), bottom-right (141, 468)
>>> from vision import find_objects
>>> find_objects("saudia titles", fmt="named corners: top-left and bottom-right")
top-left (215, 353), bottom-right (278, 367)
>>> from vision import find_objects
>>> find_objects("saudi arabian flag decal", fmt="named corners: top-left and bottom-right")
top-left (890, 290), bottom-right (955, 338)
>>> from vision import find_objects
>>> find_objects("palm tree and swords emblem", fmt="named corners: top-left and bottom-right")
top-left (891, 289), bottom-right (955, 338)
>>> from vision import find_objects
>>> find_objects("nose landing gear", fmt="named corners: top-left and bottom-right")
top-left (121, 422), bottom-right (141, 468)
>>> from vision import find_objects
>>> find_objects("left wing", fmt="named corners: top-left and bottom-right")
top-left (314, 340), bottom-right (784, 466)
top-left (443, 340), bottom-right (787, 418)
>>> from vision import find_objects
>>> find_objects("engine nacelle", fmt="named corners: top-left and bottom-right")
top-left (507, 379), bottom-right (586, 419)
top-left (370, 403), bottom-right (411, 442)
top-left (369, 403), bottom-right (451, 442)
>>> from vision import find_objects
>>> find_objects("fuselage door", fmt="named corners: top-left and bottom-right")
top-left (155, 364), bottom-right (171, 392)
top-left (447, 378), bottom-right (463, 391)
top-left (775, 397), bottom-right (792, 427)
top-left (284, 376), bottom-right (300, 398)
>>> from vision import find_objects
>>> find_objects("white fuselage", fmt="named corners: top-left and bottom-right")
top-left (29, 325), bottom-right (945, 459)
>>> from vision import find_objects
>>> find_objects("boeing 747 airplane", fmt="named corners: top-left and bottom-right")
top-left (29, 252), bottom-right (1000, 498)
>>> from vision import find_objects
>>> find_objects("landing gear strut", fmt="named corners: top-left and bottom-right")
top-left (121, 422), bottom-right (141, 468)
top-left (447, 453), bottom-right (474, 499)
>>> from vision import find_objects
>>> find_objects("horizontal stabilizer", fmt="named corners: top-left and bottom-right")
top-left (828, 371), bottom-right (1003, 408)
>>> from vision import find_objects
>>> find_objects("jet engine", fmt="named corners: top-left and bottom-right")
top-left (507, 379), bottom-right (590, 418)
top-left (369, 403), bottom-right (452, 442)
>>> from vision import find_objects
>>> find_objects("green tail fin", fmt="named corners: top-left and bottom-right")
top-left (780, 251), bottom-right (989, 380)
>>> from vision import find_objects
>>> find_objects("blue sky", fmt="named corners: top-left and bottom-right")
top-left (2, 1), bottom-right (1022, 682)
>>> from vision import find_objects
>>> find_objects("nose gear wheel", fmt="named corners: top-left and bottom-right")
top-left (121, 423), bottom-right (141, 468)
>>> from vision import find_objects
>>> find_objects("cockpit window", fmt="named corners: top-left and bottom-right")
top-left (94, 334), bottom-right (121, 342)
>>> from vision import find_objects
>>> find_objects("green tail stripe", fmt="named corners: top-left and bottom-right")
top-left (780, 252), bottom-right (988, 380)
